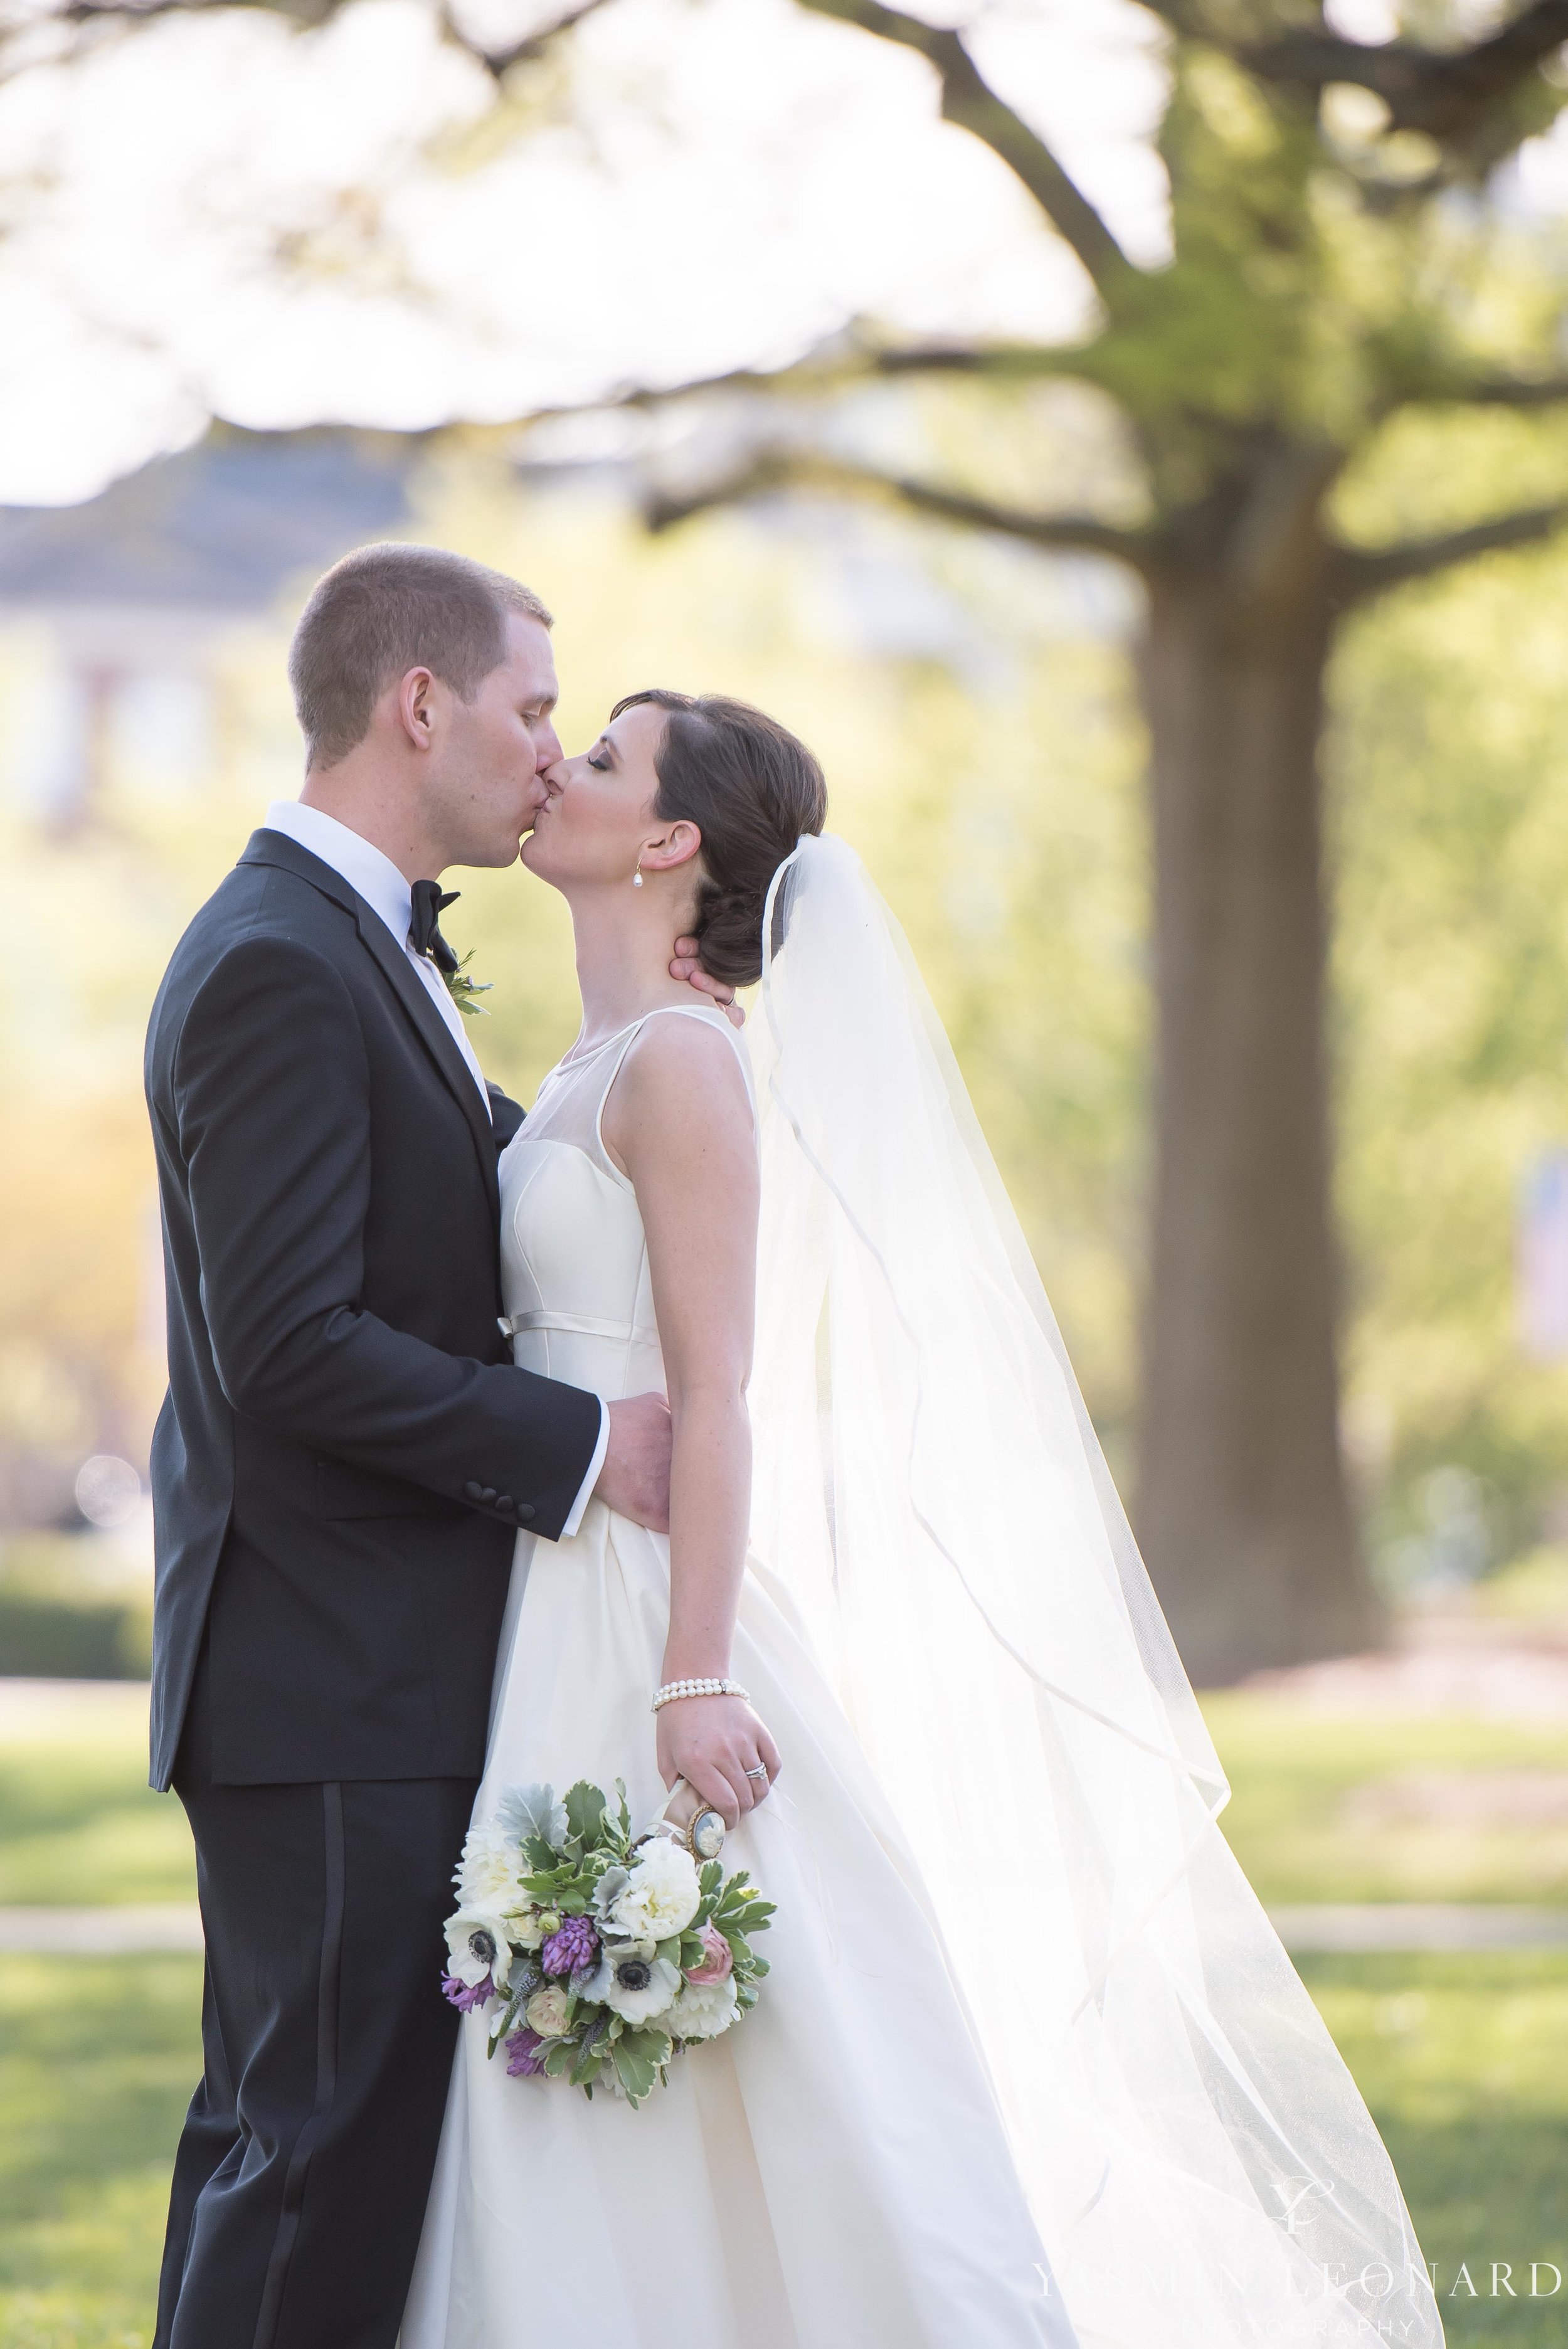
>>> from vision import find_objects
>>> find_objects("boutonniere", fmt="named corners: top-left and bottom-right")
top-left (444, 953), bottom-right (493, 1020)
top-left (410, 879), bottom-right (492, 1019)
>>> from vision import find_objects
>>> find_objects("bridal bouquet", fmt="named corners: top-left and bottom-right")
top-left (440, 1779), bottom-right (773, 2106)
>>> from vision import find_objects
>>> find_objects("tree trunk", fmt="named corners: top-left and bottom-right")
top-left (1135, 553), bottom-right (1384, 1682)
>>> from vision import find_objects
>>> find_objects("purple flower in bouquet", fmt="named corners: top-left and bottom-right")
top-left (505, 2027), bottom-right (549, 2077)
top-left (541, 1915), bottom-right (599, 1978)
top-left (442, 1970), bottom-right (495, 2014)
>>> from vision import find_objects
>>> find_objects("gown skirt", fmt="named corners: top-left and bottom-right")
top-left (399, 1493), bottom-right (1079, 2349)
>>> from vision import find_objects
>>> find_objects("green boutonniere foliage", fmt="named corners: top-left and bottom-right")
top-left (442, 953), bottom-right (492, 1019)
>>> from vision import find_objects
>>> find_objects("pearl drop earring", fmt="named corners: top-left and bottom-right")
top-left (632, 861), bottom-right (644, 889)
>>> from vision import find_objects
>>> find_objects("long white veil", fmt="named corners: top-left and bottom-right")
top-left (746, 833), bottom-right (1442, 2349)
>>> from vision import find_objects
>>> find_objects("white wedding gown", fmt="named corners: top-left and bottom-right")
top-left (401, 1002), bottom-right (1079, 2349)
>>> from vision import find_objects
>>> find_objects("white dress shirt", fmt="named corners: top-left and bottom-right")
top-left (261, 799), bottom-right (608, 1537)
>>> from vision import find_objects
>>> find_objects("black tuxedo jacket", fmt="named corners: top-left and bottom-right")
top-left (143, 829), bottom-right (602, 1791)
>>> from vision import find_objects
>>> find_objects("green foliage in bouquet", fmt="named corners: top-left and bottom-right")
top-left (441, 1778), bottom-right (774, 2108)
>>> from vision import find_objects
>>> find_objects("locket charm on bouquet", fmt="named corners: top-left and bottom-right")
top-left (658, 1774), bottom-right (727, 1860)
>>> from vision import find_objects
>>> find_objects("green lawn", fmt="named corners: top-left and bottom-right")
top-left (0, 1947), bottom-right (1561, 2348)
top-left (0, 1690), bottom-right (193, 1910)
top-left (1205, 1692), bottom-right (1568, 1906)
top-left (0, 1956), bottom-right (198, 2349)
top-left (1305, 1952), bottom-right (1568, 2346)
top-left (1, 1683), bottom-right (1566, 2344)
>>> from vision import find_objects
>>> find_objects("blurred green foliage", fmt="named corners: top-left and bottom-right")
top-left (0, 1601), bottom-right (145, 1684)
top-left (0, 1542), bottom-right (149, 1682)
top-left (1333, 420), bottom-right (1568, 1567)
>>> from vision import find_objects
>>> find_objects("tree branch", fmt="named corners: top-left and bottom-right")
top-left (8, 0), bottom-right (608, 82)
top-left (519, 331), bottom-right (1097, 427)
top-left (795, 0), bottom-right (1131, 290)
top-left (641, 445), bottom-right (1153, 568)
top-left (1143, 0), bottom-right (1568, 150)
top-left (1426, 369), bottom-right (1568, 410)
top-left (868, 338), bottom-right (1094, 380)
top-left (1337, 497), bottom-right (1568, 602)
top-left (436, 0), bottom-right (612, 81)
top-left (1262, 6), bottom-right (1567, 147)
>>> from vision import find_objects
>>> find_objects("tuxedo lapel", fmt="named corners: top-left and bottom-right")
top-left (239, 830), bottom-right (501, 1230)
top-left (350, 906), bottom-right (501, 1226)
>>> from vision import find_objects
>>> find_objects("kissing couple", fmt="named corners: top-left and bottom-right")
top-left (145, 543), bottom-right (1443, 2348)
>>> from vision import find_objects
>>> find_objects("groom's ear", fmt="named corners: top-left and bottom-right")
top-left (393, 665), bottom-right (440, 754)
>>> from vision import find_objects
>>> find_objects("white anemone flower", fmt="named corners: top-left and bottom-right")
top-left (443, 1909), bottom-right (514, 1990)
top-left (580, 1945), bottom-right (683, 2028)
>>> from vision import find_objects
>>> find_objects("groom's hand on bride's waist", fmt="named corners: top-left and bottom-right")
top-left (593, 1392), bottom-right (673, 1531)
top-left (670, 937), bottom-right (744, 1029)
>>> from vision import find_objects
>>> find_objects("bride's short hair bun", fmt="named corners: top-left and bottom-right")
top-left (610, 689), bottom-right (827, 987)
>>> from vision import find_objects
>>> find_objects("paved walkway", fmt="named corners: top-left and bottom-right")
top-left (1234, 1609), bottom-right (1568, 1717)
top-left (0, 1904), bottom-right (204, 1953)
top-left (1269, 1903), bottom-right (1568, 1951)
top-left (2, 1902), bottom-right (1566, 1956)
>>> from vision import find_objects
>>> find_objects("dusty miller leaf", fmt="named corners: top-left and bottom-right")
top-left (497, 1783), bottom-right (568, 1850)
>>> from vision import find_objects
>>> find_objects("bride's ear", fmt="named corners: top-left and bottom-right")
top-left (638, 818), bottom-right (703, 875)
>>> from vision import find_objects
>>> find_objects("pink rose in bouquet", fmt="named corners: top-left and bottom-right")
top-left (685, 1924), bottom-right (734, 1986)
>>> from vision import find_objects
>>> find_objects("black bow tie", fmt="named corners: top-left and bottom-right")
top-left (410, 879), bottom-right (460, 975)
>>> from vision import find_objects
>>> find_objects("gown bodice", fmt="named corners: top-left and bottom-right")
top-left (497, 1002), bottom-right (753, 1405)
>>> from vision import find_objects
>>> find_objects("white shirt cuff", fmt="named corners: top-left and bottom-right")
top-left (558, 1399), bottom-right (609, 1539)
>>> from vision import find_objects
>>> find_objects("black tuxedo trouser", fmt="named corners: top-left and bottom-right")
top-left (155, 1662), bottom-right (477, 2349)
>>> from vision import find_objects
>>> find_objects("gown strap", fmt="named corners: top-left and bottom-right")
top-left (590, 1005), bottom-right (758, 1187)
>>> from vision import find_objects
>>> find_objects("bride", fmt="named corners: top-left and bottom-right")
top-left (401, 691), bottom-right (1443, 2349)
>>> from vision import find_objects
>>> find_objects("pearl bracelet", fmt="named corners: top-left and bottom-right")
top-left (652, 1677), bottom-right (749, 1712)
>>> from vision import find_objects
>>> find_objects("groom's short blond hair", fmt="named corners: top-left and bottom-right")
top-left (289, 541), bottom-right (553, 770)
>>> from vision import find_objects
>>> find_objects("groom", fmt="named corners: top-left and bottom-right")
top-left (145, 543), bottom-right (729, 2348)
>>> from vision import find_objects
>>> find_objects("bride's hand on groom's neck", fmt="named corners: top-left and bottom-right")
top-left (670, 938), bottom-right (744, 1029)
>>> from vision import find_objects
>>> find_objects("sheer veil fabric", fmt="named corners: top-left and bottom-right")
top-left (746, 835), bottom-right (1442, 2349)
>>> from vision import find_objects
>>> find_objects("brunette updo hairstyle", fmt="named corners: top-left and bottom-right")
top-left (610, 689), bottom-right (827, 986)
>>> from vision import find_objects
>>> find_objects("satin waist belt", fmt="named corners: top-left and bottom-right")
top-left (498, 1308), bottom-right (660, 1345)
